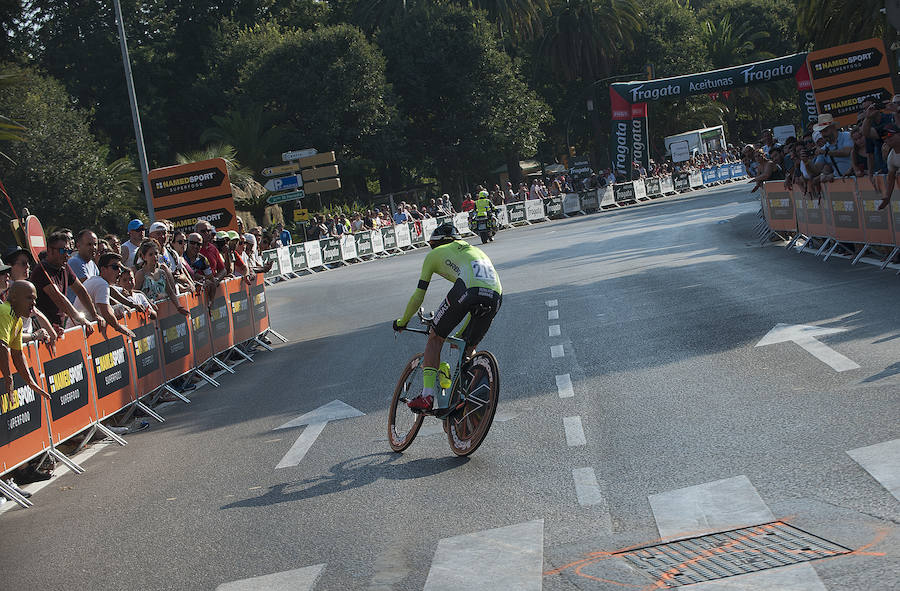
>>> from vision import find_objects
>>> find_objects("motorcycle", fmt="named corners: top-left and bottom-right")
top-left (469, 211), bottom-right (495, 244)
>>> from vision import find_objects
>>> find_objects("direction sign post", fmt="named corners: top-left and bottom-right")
top-left (282, 148), bottom-right (317, 162)
top-left (266, 190), bottom-right (305, 205)
top-left (264, 174), bottom-right (303, 193)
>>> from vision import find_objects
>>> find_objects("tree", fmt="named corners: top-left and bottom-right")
top-left (200, 106), bottom-right (291, 176)
top-left (702, 16), bottom-right (772, 69)
top-left (538, 0), bottom-right (642, 82)
top-left (0, 65), bottom-right (138, 235)
top-left (379, 4), bottom-right (549, 189)
top-left (796, 0), bottom-right (886, 50)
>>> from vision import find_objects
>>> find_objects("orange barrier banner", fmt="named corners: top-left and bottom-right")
top-left (856, 176), bottom-right (894, 245)
top-left (209, 292), bottom-right (233, 355)
top-left (226, 278), bottom-right (254, 344)
top-left (823, 178), bottom-right (865, 243)
top-left (0, 343), bottom-right (50, 472)
top-left (186, 291), bottom-right (214, 366)
top-left (792, 186), bottom-right (809, 237)
top-left (125, 310), bottom-right (164, 399)
top-left (38, 327), bottom-right (97, 445)
top-left (249, 274), bottom-right (269, 335)
top-left (156, 295), bottom-right (194, 382)
top-left (87, 326), bottom-right (134, 421)
top-left (761, 182), bottom-right (796, 232)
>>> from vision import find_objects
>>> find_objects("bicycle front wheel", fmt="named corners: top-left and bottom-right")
top-left (446, 351), bottom-right (499, 456)
top-left (388, 353), bottom-right (426, 452)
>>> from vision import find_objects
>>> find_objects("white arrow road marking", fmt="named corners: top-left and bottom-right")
top-left (756, 323), bottom-right (859, 372)
top-left (848, 438), bottom-right (900, 502)
top-left (424, 520), bottom-right (544, 591)
top-left (274, 400), bottom-right (364, 469)
top-left (217, 563), bottom-right (325, 591)
top-left (648, 476), bottom-right (827, 590)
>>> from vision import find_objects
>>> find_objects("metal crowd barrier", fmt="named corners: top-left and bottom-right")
top-left (0, 274), bottom-right (279, 508)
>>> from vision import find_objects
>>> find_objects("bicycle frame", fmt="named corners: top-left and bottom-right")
top-left (401, 322), bottom-right (467, 412)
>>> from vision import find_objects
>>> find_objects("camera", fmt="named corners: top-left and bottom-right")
top-left (872, 101), bottom-right (886, 110)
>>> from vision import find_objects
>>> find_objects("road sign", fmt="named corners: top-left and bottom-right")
top-left (273, 400), bottom-right (364, 468)
top-left (261, 163), bottom-right (300, 177)
top-left (264, 174), bottom-right (303, 193)
top-left (266, 190), bottom-right (305, 205)
top-left (303, 178), bottom-right (341, 194)
top-left (301, 164), bottom-right (340, 182)
top-left (293, 209), bottom-right (310, 222)
top-left (298, 151), bottom-right (336, 168)
top-left (282, 148), bottom-right (317, 162)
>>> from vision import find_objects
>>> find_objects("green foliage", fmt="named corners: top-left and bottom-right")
top-left (378, 4), bottom-right (550, 184)
top-left (796, 0), bottom-right (884, 50)
top-left (0, 64), bottom-right (139, 235)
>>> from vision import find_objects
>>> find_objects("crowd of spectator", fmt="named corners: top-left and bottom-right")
top-left (747, 97), bottom-right (900, 207)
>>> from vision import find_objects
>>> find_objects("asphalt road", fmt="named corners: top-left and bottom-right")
top-left (1, 183), bottom-right (898, 591)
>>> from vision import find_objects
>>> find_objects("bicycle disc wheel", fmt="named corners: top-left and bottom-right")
top-left (388, 353), bottom-right (426, 452)
top-left (446, 351), bottom-right (499, 456)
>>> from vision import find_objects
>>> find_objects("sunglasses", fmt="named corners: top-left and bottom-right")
top-left (58, 248), bottom-right (74, 255)
top-left (174, 239), bottom-right (185, 244)
top-left (187, 240), bottom-right (202, 246)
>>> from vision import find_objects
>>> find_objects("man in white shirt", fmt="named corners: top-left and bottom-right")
top-left (71, 253), bottom-right (135, 338)
top-left (67, 229), bottom-right (99, 302)
top-left (120, 219), bottom-right (145, 268)
top-left (877, 124), bottom-right (900, 209)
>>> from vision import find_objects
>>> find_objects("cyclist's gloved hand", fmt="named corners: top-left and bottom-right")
top-left (392, 319), bottom-right (406, 332)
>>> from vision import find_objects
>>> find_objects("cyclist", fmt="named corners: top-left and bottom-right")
top-left (392, 222), bottom-right (502, 411)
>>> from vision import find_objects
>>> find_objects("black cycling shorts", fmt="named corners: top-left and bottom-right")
top-left (432, 278), bottom-right (502, 347)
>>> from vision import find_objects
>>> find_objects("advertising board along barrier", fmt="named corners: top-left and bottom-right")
top-left (261, 249), bottom-right (281, 283)
top-left (454, 212), bottom-right (472, 236)
top-left (717, 166), bottom-right (732, 182)
top-left (320, 237), bottom-right (342, 265)
top-left (797, 188), bottom-right (829, 243)
top-left (381, 226), bottom-right (398, 251)
top-left (701, 168), bottom-right (718, 185)
top-left (644, 177), bottom-right (661, 197)
top-left (731, 163), bottom-right (746, 178)
top-left (339, 234), bottom-right (359, 261)
top-left (580, 191), bottom-right (600, 212)
top-left (613, 182), bottom-right (635, 205)
top-left (226, 279), bottom-right (255, 346)
top-left (495, 204), bottom-right (509, 227)
top-left (408, 221), bottom-right (425, 244)
top-left (673, 172), bottom-right (690, 191)
top-left (506, 202), bottom-right (527, 225)
top-left (38, 326), bottom-right (97, 447)
top-left (355, 230), bottom-right (375, 258)
top-left (186, 291), bottom-right (217, 385)
top-left (823, 178), bottom-right (863, 247)
top-left (249, 273), bottom-right (270, 337)
top-left (395, 222), bottom-right (413, 249)
top-left (545, 196), bottom-right (564, 218)
top-left (853, 176), bottom-right (894, 264)
top-left (209, 291), bottom-right (234, 357)
top-left (633, 179), bottom-right (648, 202)
top-left (87, 324), bottom-right (135, 422)
top-left (599, 186), bottom-right (615, 208)
top-left (277, 246), bottom-right (293, 278)
top-left (660, 175), bottom-right (676, 194)
top-left (524, 199), bottom-right (546, 222)
top-left (371, 227), bottom-right (386, 253)
top-left (422, 217), bottom-right (438, 240)
top-left (304, 239), bottom-right (324, 269)
top-left (761, 181), bottom-right (797, 234)
top-left (156, 295), bottom-right (195, 398)
top-left (689, 171), bottom-right (704, 189)
top-left (125, 309), bottom-right (165, 405)
top-left (0, 343), bottom-right (50, 479)
top-left (562, 193), bottom-right (582, 215)
top-left (287, 244), bottom-right (307, 275)
top-left (791, 185), bottom-right (809, 241)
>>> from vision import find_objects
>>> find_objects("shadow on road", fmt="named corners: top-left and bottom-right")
top-left (222, 452), bottom-right (468, 509)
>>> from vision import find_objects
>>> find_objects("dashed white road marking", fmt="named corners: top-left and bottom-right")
top-left (549, 324), bottom-right (560, 337)
top-left (217, 563), bottom-right (325, 591)
top-left (550, 345), bottom-right (564, 358)
top-left (563, 416), bottom-right (586, 446)
top-left (546, 299), bottom-right (558, 307)
top-left (423, 520), bottom-right (544, 591)
top-left (548, 309), bottom-right (559, 320)
top-left (847, 438), bottom-right (900, 501)
top-left (555, 374), bottom-right (574, 398)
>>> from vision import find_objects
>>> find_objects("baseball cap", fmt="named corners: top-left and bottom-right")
top-left (127, 219), bottom-right (145, 232)
top-left (215, 231), bottom-right (228, 241)
top-left (226, 230), bottom-right (239, 240)
top-left (244, 233), bottom-right (256, 246)
top-left (148, 221), bottom-right (168, 233)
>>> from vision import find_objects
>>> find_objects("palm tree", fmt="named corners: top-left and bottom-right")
top-left (0, 73), bottom-right (25, 163)
top-left (106, 156), bottom-right (142, 198)
top-left (466, 0), bottom-right (550, 41)
top-left (796, 0), bottom-right (886, 49)
top-left (702, 16), bottom-right (772, 69)
top-left (175, 144), bottom-right (253, 187)
top-left (538, 0), bottom-right (641, 82)
top-left (200, 106), bottom-right (290, 177)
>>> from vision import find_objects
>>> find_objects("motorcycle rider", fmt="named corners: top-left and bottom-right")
top-left (471, 185), bottom-right (498, 240)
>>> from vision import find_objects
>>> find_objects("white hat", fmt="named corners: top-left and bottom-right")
top-left (148, 221), bottom-right (168, 233)
top-left (243, 233), bottom-right (256, 246)
top-left (812, 113), bottom-right (834, 132)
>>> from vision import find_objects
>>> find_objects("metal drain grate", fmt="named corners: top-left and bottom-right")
top-left (616, 521), bottom-right (851, 588)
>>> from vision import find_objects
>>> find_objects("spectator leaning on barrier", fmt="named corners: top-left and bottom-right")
top-left (115, 267), bottom-right (157, 319)
top-left (0, 281), bottom-right (51, 405)
top-left (121, 219), bottom-right (145, 268)
top-left (67, 230), bottom-right (99, 303)
top-left (2, 249), bottom-right (58, 347)
top-left (31, 232), bottom-right (101, 335)
top-left (875, 124), bottom-right (900, 210)
top-left (194, 220), bottom-right (226, 280)
top-left (134, 240), bottom-right (188, 315)
top-left (813, 114), bottom-right (853, 179)
top-left (71, 253), bottom-right (135, 337)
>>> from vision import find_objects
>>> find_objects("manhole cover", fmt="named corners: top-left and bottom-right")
top-left (616, 521), bottom-right (851, 588)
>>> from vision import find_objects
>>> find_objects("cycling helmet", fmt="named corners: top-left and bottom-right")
top-left (428, 222), bottom-right (460, 245)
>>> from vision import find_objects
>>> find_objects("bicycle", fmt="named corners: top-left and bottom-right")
top-left (388, 308), bottom-right (500, 456)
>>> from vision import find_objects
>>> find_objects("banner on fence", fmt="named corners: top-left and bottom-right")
top-left (0, 344), bottom-right (49, 472)
top-left (580, 190), bottom-right (600, 211)
top-left (717, 166), bottom-right (732, 182)
top-left (761, 182), bottom-right (797, 232)
top-left (599, 186), bottom-right (616, 207)
top-left (209, 294), bottom-right (233, 355)
top-left (320, 238), bottom-right (342, 264)
top-left (454, 213), bottom-right (471, 235)
top-left (507, 202), bottom-right (527, 224)
top-left (226, 279), bottom-right (254, 344)
top-left (187, 294), bottom-right (214, 367)
top-left (261, 249), bottom-right (280, 280)
top-left (525, 199), bottom-right (546, 221)
top-left (408, 221), bottom-right (424, 244)
top-left (563, 193), bottom-right (581, 214)
top-left (157, 296), bottom-right (194, 382)
top-left (88, 328), bottom-right (133, 421)
top-left (702, 168), bottom-right (718, 185)
top-left (633, 179), bottom-right (648, 201)
top-left (249, 274), bottom-right (269, 335)
top-left (40, 328), bottom-right (95, 445)
top-left (856, 177), bottom-right (893, 244)
top-left (495, 205), bottom-right (509, 227)
top-left (339, 234), bottom-right (358, 260)
top-left (645, 177), bottom-right (661, 196)
top-left (613, 182), bottom-right (635, 203)
top-left (395, 223), bottom-right (412, 248)
top-left (823, 178), bottom-right (863, 242)
top-left (673, 172), bottom-right (690, 191)
top-left (371, 228), bottom-right (385, 253)
top-left (277, 246), bottom-right (292, 276)
top-left (545, 196), bottom-right (564, 218)
top-left (689, 171), bottom-right (704, 188)
top-left (287, 244), bottom-right (306, 274)
top-left (304, 240), bottom-right (323, 269)
top-left (355, 231), bottom-right (374, 256)
top-left (660, 175), bottom-right (675, 193)
top-left (422, 218), bottom-right (438, 239)
top-left (382, 226), bottom-right (398, 250)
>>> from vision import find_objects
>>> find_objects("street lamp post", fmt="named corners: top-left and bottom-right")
top-left (564, 72), bottom-right (644, 163)
top-left (113, 0), bottom-right (155, 222)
